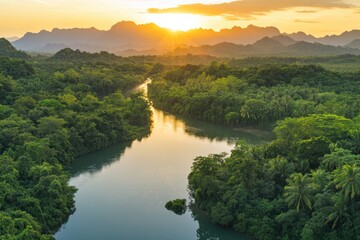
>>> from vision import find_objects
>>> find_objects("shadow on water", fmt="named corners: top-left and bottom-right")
top-left (176, 115), bottom-right (273, 145)
top-left (190, 206), bottom-right (252, 240)
top-left (68, 141), bottom-right (133, 177)
top-left (57, 81), bottom-right (269, 240)
top-left (68, 108), bottom-right (272, 179)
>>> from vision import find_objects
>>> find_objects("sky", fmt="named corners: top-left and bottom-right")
top-left (0, 0), bottom-right (360, 37)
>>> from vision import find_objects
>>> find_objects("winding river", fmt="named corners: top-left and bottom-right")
top-left (55, 82), bottom-right (270, 240)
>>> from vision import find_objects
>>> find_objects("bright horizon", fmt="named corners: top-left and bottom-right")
top-left (1, 0), bottom-right (360, 38)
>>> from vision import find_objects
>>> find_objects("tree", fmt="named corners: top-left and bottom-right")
top-left (284, 173), bottom-right (313, 212)
top-left (0, 74), bottom-right (15, 104)
top-left (325, 193), bottom-right (350, 229)
top-left (334, 164), bottom-right (360, 199)
top-left (268, 157), bottom-right (295, 187)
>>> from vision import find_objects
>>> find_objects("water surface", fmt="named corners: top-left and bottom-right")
top-left (55, 84), bottom-right (268, 240)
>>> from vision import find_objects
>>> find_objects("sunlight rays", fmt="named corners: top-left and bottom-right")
top-left (147, 13), bottom-right (202, 31)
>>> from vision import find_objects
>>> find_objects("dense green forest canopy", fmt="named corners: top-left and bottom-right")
top-left (149, 55), bottom-right (360, 239)
top-left (0, 56), bottom-right (34, 79)
top-left (0, 49), bottom-right (152, 239)
top-left (149, 60), bottom-right (360, 127)
top-left (1, 44), bottom-right (360, 240)
top-left (230, 55), bottom-right (360, 73)
top-left (188, 114), bottom-right (360, 239)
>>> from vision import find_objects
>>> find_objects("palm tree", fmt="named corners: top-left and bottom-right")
top-left (334, 164), bottom-right (360, 199)
top-left (284, 173), bottom-right (313, 212)
top-left (269, 157), bottom-right (294, 186)
top-left (349, 128), bottom-right (360, 154)
top-left (325, 193), bottom-right (350, 229)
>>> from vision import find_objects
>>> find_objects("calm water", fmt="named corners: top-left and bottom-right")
top-left (55, 83), bottom-right (269, 240)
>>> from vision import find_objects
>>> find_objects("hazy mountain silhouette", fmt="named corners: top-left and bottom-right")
top-left (346, 39), bottom-right (360, 49)
top-left (13, 22), bottom-right (169, 53)
top-left (272, 35), bottom-right (296, 46)
top-left (318, 30), bottom-right (360, 46)
top-left (172, 37), bottom-right (360, 57)
top-left (287, 41), bottom-right (356, 55)
top-left (5, 37), bottom-right (19, 42)
top-left (0, 38), bottom-right (29, 59)
top-left (253, 37), bottom-right (285, 49)
top-left (13, 21), bottom-right (280, 53)
top-left (11, 21), bottom-right (360, 56)
top-left (285, 32), bottom-right (318, 43)
top-left (286, 30), bottom-right (360, 46)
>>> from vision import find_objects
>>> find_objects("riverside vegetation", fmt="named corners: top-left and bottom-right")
top-left (0, 44), bottom-right (151, 239)
top-left (150, 59), bottom-right (360, 239)
top-left (1, 36), bottom-right (360, 239)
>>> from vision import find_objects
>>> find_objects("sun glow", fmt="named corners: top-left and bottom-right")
top-left (148, 14), bottom-right (202, 31)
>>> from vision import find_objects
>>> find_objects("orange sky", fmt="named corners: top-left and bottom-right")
top-left (0, 0), bottom-right (359, 37)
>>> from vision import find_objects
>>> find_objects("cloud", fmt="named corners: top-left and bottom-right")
top-left (148, 0), bottom-right (355, 19)
top-left (296, 10), bottom-right (318, 13)
top-left (294, 19), bottom-right (318, 23)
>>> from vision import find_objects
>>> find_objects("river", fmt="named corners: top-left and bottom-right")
top-left (55, 82), bottom-right (270, 240)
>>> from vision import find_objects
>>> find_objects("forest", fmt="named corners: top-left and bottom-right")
top-left (188, 114), bottom-right (360, 239)
top-left (2, 37), bottom-right (360, 239)
top-left (0, 48), bottom-right (151, 239)
top-left (148, 56), bottom-right (360, 239)
top-left (148, 59), bottom-right (360, 127)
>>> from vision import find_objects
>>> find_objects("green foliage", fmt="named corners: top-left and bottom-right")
top-left (284, 173), bottom-right (314, 212)
top-left (0, 57), bottom-right (34, 79)
top-left (188, 114), bottom-right (360, 240)
top-left (51, 48), bottom-right (119, 62)
top-left (149, 62), bottom-right (360, 127)
top-left (0, 38), bottom-right (30, 59)
top-left (334, 164), bottom-right (360, 199)
top-left (165, 199), bottom-right (187, 215)
top-left (0, 51), bottom-right (152, 238)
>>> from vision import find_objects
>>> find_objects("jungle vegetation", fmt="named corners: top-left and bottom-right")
top-left (148, 61), bottom-right (360, 127)
top-left (2, 38), bottom-right (360, 239)
top-left (149, 54), bottom-right (360, 239)
top-left (0, 48), bottom-right (151, 239)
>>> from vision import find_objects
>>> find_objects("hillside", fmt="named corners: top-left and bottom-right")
top-left (346, 39), bottom-right (360, 49)
top-left (0, 38), bottom-right (29, 59)
top-left (272, 35), bottom-right (296, 46)
top-left (51, 48), bottom-right (120, 62)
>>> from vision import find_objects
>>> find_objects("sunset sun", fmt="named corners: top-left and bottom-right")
top-left (148, 14), bottom-right (202, 31)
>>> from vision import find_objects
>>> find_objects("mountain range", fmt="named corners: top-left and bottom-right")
top-left (12, 21), bottom-right (282, 54)
top-left (171, 37), bottom-right (360, 57)
top-left (5, 21), bottom-right (360, 57)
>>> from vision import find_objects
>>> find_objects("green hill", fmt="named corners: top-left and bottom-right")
top-left (51, 48), bottom-right (120, 62)
top-left (346, 39), bottom-right (360, 49)
top-left (0, 38), bottom-right (30, 59)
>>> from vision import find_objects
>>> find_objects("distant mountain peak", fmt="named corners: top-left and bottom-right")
top-left (272, 35), bottom-right (296, 46)
top-left (285, 31), bottom-right (317, 43)
top-left (0, 38), bottom-right (17, 51)
top-left (253, 37), bottom-right (284, 48)
top-left (247, 24), bottom-right (258, 29)
top-left (39, 29), bottom-right (49, 34)
top-left (110, 21), bottom-right (138, 31)
top-left (346, 39), bottom-right (360, 49)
